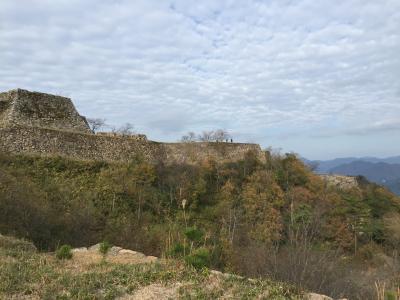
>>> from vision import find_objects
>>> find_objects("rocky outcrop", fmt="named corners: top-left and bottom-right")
top-left (71, 244), bottom-right (159, 264)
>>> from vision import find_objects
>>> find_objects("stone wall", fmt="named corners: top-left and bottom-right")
top-left (96, 132), bottom-right (148, 141)
top-left (320, 174), bottom-right (359, 190)
top-left (0, 125), bottom-right (264, 164)
top-left (0, 89), bottom-right (92, 133)
top-left (0, 89), bottom-right (265, 164)
top-left (163, 142), bottom-right (265, 164)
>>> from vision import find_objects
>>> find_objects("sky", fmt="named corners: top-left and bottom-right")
top-left (1, 0), bottom-right (399, 160)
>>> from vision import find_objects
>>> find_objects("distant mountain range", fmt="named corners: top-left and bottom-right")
top-left (304, 156), bottom-right (400, 195)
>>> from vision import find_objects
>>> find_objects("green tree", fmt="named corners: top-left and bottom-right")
top-left (242, 170), bottom-right (284, 243)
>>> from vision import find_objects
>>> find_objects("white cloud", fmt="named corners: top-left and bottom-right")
top-left (0, 0), bottom-right (399, 157)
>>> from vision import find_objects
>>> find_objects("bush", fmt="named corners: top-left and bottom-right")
top-left (0, 234), bottom-right (37, 252)
top-left (357, 242), bottom-right (382, 261)
top-left (184, 227), bottom-right (204, 243)
top-left (99, 241), bottom-right (112, 256)
top-left (168, 243), bottom-right (184, 258)
top-left (386, 291), bottom-right (398, 300)
top-left (56, 245), bottom-right (72, 260)
top-left (185, 247), bottom-right (210, 269)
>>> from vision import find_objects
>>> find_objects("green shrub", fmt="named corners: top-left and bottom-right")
top-left (184, 227), bottom-right (204, 243)
top-left (185, 247), bottom-right (210, 269)
top-left (386, 291), bottom-right (397, 300)
top-left (168, 243), bottom-right (184, 258)
top-left (99, 241), bottom-right (112, 256)
top-left (56, 244), bottom-right (73, 260)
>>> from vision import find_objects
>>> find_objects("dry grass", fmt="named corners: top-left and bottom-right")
top-left (0, 235), bottom-right (302, 300)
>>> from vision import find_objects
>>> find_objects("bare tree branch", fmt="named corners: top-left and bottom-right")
top-left (87, 118), bottom-right (106, 133)
top-left (117, 123), bottom-right (135, 135)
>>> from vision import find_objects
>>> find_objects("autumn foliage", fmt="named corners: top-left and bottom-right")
top-left (0, 151), bottom-right (399, 298)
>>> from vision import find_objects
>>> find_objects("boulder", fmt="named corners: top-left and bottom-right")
top-left (118, 249), bottom-right (147, 258)
top-left (88, 243), bottom-right (101, 251)
top-left (210, 269), bottom-right (243, 280)
top-left (146, 256), bottom-right (159, 262)
top-left (108, 246), bottom-right (123, 256)
top-left (71, 247), bottom-right (88, 253)
top-left (306, 293), bottom-right (333, 300)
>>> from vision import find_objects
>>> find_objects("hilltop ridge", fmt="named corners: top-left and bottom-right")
top-left (0, 89), bottom-right (264, 164)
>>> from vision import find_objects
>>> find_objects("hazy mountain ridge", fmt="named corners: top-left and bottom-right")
top-left (330, 161), bottom-right (400, 182)
top-left (305, 156), bottom-right (400, 195)
top-left (310, 156), bottom-right (400, 173)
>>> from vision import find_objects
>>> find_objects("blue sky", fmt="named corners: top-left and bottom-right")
top-left (1, 0), bottom-right (399, 159)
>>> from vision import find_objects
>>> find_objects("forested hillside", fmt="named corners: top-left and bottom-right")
top-left (1, 151), bottom-right (400, 299)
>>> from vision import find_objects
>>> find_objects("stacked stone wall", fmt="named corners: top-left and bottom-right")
top-left (320, 174), bottom-right (359, 189)
top-left (0, 125), bottom-right (264, 164)
top-left (0, 89), bottom-right (92, 133)
top-left (0, 89), bottom-right (265, 164)
top-left (163, 142), bottom-right (265, 164)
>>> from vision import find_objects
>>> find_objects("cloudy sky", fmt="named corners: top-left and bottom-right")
top-left (1, 0), bottom-right (399, 159)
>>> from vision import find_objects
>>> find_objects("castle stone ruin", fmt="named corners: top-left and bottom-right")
top-left (320, 174), bottom-right (359, 190)
top-left (0, 89), bottom-right (92, 134)
top-left (0, 89), bottom-right (264, 164)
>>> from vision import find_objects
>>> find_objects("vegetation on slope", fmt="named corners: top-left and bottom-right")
top-left (0, 151), bottom-right (400, 299)
top-left (0, 235), bottom-right (301, 299)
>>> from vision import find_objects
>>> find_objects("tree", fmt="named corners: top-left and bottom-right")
top-left (217, 180), bottom-right (240, 244)
top-left (94, 159), bottom-right (157, 241)
top-left (242, 170), bottom-right (285, 243)
top-left (341, 193), bottom-right (372, 254)
top-left (213, 129), bottom-right (230, 142)
top-left (181, 129), bottom-right (231, 142)
top-left (87, 118), bottom-right (106, 133)
top-left (198, 131), bottom-right (214, 142)
top-left (181, 131), bottom-right (197, 142)
top-left (117, 123), bottom-right (135, 135)
top-left (383, 212), bottom-right (400, 248)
